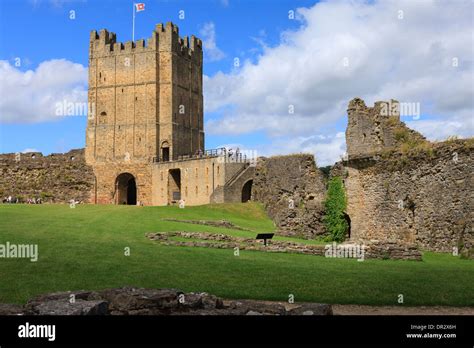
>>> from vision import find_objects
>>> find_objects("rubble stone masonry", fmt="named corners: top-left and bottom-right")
top-left (0, 149), bottom-right (94, 203)
top-left (344, 98), bottom-right (473, 254)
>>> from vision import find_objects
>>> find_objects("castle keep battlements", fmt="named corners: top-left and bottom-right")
top-left (89, 22), bottom-right (203, 62)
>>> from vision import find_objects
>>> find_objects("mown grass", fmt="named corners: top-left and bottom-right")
top-left (0, 203), bottom-right (472, 306)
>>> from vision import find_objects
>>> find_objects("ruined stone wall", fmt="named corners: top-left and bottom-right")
top-left (0, 287), bottom-right (332, 316)
top-left (346, 98), bottom-right (426, 158)
top-left (345, 140), bottom-right (474, 254)
top-left (344, 97), bottom-right (473, 255)
top-left (252, 155), bottom-right (327, 239)
top-left (0, 149), bottom-right (94, 203)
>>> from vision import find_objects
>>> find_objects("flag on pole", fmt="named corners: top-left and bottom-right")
top-left (132, 3), bottom-right (145, 42)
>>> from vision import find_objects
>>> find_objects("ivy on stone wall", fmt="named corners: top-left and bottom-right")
top-left (323, 176), bottom-right (348, 242)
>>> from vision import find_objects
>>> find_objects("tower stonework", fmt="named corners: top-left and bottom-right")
top-left (86, 22), bottom-right (205, 205)
top-left (346, 98), bottom-right (425, 158)
top-left (86, 22), bottom-right (252, 206)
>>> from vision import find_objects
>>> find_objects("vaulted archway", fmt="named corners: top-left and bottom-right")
top-left (241, 180), bottom-right (253, 203)
top-left (115, 173), bottom-right (137, 205)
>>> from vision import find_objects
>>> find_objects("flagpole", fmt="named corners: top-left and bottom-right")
top-left (132, 2), bottom-right (135, 42)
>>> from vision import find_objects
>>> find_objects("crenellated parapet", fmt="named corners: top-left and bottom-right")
top-left (89, 22), bottom-right (202, 63)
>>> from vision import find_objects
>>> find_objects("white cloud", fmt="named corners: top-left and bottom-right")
top-left (0, 59), bottom-right (87, 123)
top-left (259, 132), bottom-right (347, 167)
top-left (199, 22), bottom-right (226, 62)
top-left (406, 115), bottom-right (474, 142)
top-left (204, 0), bottom-right (474, 165)
top-left (216, 133), bottom-right (346, 167)
top-left (21, 148), bottom-right (39, 153)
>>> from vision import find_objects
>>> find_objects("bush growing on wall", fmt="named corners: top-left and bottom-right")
top-left (323, 177), bottom-right (348, 242)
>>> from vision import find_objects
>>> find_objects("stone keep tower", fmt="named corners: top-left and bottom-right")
top-left (86, 22), bottom-right (204, 204)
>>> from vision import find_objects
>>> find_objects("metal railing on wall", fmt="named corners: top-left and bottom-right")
top-left (152, 147), bottom-right (250, 164)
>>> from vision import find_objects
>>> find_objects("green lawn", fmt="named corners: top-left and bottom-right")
top-left (0, 203), bottom-right (472, 306)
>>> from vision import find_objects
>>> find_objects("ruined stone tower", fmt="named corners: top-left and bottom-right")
top-left (86, 22), bottom-right (204, 204)
top-left (343, 98), bottom-right (473, 256)
top-left (346, 98), bottom-right (425, 158)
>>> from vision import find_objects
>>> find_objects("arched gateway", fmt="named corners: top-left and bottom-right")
top-left (241, 180), bottom-right (253, 203)
top-left (115, 173), bottom-right (137, 205)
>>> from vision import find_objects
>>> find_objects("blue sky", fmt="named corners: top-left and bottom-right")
top-left (0, 0), bottom-right (472, 165)
top-left (0, 0), bottom-right (313, 155)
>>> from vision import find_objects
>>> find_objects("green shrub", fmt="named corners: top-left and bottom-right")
top-left (323, 177), bottom-right (348, 242)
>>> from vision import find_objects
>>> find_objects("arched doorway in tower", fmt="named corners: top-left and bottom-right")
top-left (241, 180), bottom-right (253, 203)
top-left (115, 173), bottom-right (137, 205)
top-left (161, 141), bottom-right (170, 162)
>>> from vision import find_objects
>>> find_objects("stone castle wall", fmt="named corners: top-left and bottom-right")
top-left (91, 162), bottom-right (153, 205)
top-left (344, 97), bottom-right (473, 255)
top-left (0, 149), bottom-right (94, 203)
top-left (345, 140), bottom-right (473, 253)
top-left (151, 156), bottom-right (228, 206)
top-left (0, 148), bottom-right (251, 207)
top-left (252, 155), bottom-right (327, 239)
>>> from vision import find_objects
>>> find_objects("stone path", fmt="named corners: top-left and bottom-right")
top-left (331, 304), bottom-right (474, 315)
top-left (247, 300), bottom-right (474, 315)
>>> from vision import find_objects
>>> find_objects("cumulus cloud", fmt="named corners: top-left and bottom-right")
top-left (199, 22), bottom-right (226, 62)
top-left (216, 132), bottom-right (346, 167)
top-left (261, 132), bottom-right (347, 167)
top-left (406, 114), bottom-right (474, 142)
top-left (0, 59), bottom-right (88, 123)
top-left (21, 148), bottom-right (39, 153)
top-left (204, 0), bottom-right (474, 164)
